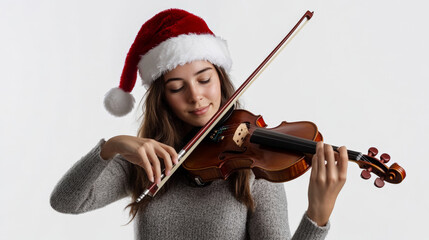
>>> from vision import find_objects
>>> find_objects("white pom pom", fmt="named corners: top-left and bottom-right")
top-left (104, 87), bottom-right (135, 117)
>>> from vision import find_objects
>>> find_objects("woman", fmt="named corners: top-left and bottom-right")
top-left (50, 9), bottom-right (348, 239)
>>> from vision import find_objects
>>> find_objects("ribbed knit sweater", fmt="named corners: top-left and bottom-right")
top-left (50, 140), bottom-right (330, 239)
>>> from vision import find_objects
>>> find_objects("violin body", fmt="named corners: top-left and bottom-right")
top-left (183, 109), bottom-right (406, 187)
top-left (183, 109), bottom-right (323, 183)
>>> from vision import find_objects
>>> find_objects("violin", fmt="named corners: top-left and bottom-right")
top-left (183, 109), bottom-right (406, 188)
top-left (135, 10), bottom-right (406, 202)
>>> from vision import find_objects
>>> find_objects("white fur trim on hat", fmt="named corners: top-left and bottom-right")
top-left (138, 34), bottom-right (232, 88)
top-left (104, 87), bottom-right (136, 117)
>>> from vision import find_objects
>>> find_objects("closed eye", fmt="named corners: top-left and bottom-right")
top-left (200, 78), bottom-right (211, 84)
top-left (167, 78), bottom-right (210, 93)
top-left (169, 86), bottom-right (184, 93)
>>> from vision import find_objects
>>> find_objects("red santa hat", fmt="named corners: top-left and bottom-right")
top-left (104, 8), bottom-right (232, 117)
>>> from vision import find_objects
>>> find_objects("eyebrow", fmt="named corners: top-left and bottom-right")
top-left (165, 67), bottom-right (213, 84)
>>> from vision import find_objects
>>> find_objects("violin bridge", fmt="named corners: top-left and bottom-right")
top-left (233, 123), bottom-right (249, 147)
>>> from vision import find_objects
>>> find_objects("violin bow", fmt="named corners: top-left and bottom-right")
top-left (136, 10), bottom-right (315, 202)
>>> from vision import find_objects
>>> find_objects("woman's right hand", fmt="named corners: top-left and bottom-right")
top-left (100, 135), bottom-right (178, 184)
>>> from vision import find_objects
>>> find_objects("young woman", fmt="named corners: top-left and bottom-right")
top-left (50, 9), bottom-right (348, 240)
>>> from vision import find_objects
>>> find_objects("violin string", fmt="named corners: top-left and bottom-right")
top-left (211, 124), bottom-right (375, 165)
top-left (212, 124), bottom-right (320, 151)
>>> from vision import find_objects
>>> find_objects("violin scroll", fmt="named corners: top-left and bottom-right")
top-left (359, 147), bottom-right (406, 188)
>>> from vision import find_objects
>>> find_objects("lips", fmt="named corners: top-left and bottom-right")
top-left (190, 105), bottom-right (210, 115)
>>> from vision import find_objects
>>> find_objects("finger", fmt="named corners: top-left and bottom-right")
top-left (324, 143), bottom-right (336, 178)
top-left (316, 141), bottom-right (326, 176)
top-left (310, 154), bottom-right (318, 180)
top-left (147, 148), bottom-right (162, 184)
top-left (137, 148), bottom-right (154, 183)
top-left (160, 143), bottom-right (178, 165)
top-left (337, 146), bottom-right (348, 181)
top-left (156, 146), bottom-right (173, 176)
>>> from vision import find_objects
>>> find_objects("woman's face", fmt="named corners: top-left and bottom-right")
top-left (164, 60), bottom-right (222, 127)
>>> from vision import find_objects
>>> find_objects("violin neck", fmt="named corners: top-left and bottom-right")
top-left (250, 128), bottom-right (363, 161)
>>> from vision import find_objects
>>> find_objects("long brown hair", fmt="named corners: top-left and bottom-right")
top-left (126, 65), bottom-right (254, 220)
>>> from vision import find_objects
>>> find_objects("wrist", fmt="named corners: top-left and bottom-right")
top-left (100, 139), bottom-right (116, 160)
top-left (306, 207), bottom-right (329, 227)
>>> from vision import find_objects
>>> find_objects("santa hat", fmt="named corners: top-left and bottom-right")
top-left (104, 9), bottom-right (232, 117)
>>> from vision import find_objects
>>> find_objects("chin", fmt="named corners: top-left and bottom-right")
top-left (190, 117), bottom-right (211, 127)
top-left (192, 120), bottom-right (209, 127)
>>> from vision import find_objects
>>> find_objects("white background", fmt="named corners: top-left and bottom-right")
top-left (1, 0), bottom-right (428, 239)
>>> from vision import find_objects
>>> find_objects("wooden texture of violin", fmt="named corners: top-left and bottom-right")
top-left (356, 148), bottom-right (406, 187)
top-left (183, 109), bottom-right (406, 187)
top-left (183, 109), bottom-right (322, 183)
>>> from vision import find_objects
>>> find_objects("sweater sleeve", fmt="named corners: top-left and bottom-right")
top-left (247, 178), bottom-right (329, 240)
top-left (50, 139), bottom-right (132, 214)
top-left (291, 212), bottom-right (330, 240)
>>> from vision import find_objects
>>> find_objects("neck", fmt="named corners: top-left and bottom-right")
top-left (249, 128), bottom-right (363, 161)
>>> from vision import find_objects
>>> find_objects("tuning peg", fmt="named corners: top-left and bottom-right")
top-left (362, 147), bottom-right (391, 187)
top-left (361, 147), bottom-right (378, 181)
top-left (380, 153), bottom-right (390, 163)
top-left (374, 177), bottom-right (385, 188)
top-left (361, 167), bottom-right (372, 180)
top-left (367, 147), bottom-right (378, 157)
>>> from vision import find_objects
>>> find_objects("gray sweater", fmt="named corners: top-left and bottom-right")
top-left (50, 140), bottom-right (330, 239)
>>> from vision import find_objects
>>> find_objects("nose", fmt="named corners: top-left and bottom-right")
top-left (187, 82), bottom-right (203, 103)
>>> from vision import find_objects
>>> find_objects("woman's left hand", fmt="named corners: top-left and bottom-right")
top-left (306, 142), bottom-right (348, 226)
